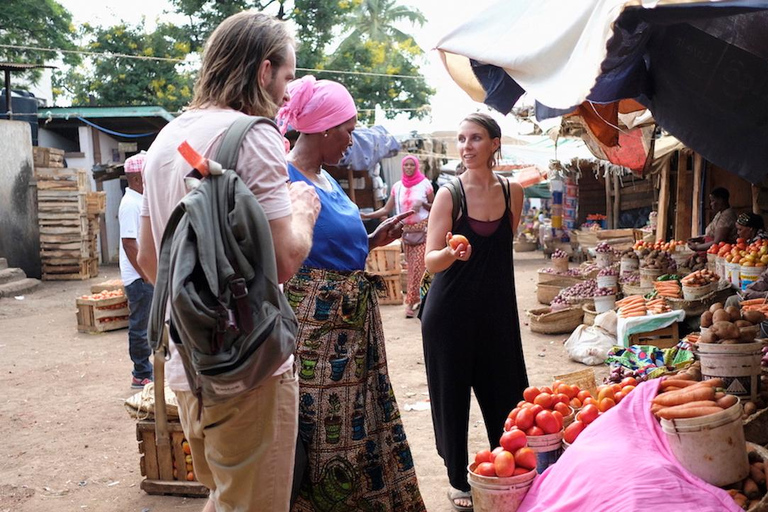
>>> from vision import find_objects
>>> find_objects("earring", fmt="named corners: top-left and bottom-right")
top-left (323, 132), bottom-right (328, 138)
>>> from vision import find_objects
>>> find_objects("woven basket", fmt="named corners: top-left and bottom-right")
top-left (526, 306), bottom-right (584, 335)
top-left (553, 368), bottom-right (597, 396)
top-left (582, 303), bottom-right (598, 326)
top-left (621, 282), bottom-right (653, 297)
top-left (537, 271), bottom-right (583, 286)
top-left (514, 240), bottom-right (537, 252)
top-left (667, 281), bottom-right (733, 318)
top-left (536, 278), bottom-right (578, 305)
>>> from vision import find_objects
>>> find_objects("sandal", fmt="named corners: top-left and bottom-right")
top-left (405, 306), bottom-right (415, 318)
top-left (447, 487), bottom-right (473, 511)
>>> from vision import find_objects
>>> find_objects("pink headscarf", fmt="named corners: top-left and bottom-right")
top-left (400, 155), bottom-right (426, 188)
top-left (276, 75), bottom-right (357, 135)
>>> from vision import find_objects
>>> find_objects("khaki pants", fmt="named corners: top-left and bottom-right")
top-left (176, 367), bottom-right (299, 512)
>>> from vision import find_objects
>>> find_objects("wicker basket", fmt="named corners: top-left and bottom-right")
top-left (514, 240), bottom-right (537, 252)
top-left (582, 303), bottom-right (598, 326)
top-left (621, 282), bottom-right (653, 297)
top-left (553, 368), bottom-right (598, 396)
top-left (526, 306), bottom-right (584, 335)
top-left (667, 281), bottom-right (733, 318)
top-left (536, 278), bottom-right (578, 305)
top-left (537, 271), bottom-right (583, 286)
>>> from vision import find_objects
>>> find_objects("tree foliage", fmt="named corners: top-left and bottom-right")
top-left (0, 0), bottom-right (79, 87)
top-left (56, 22), bottom-right (194, 112)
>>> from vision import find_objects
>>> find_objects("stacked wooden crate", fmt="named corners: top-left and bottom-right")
top-left (34, 147), bottom-right (104, 280)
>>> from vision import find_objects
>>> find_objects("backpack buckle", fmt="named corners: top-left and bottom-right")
top-left (229, 278), bottom-right (254, 334)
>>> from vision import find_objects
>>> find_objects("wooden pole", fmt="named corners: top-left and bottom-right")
top-left (674, 150), bottom-right (692, 241)
top-left (91, 127), bottom-right (110, 263)
top-left (605, 172), bottom-right (613, 229)
top-left (753, 184), bottom-right (760, 215)
top-left (657, 160), bottom-right (671, 242)
top-left (692, 153), bottom-right (703, 236)
top-left (347, 167), bottom-right (356, 203)
top-left (613, 173), bottom-right (620, 229)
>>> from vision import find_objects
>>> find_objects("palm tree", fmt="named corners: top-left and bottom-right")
top-left (338, 0), bottom-right (426, 49)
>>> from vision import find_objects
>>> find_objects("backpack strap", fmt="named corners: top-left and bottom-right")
top-left (444, 177), bottom-right (463, 230)
top-left (215, 116), bottom-right (278, 170)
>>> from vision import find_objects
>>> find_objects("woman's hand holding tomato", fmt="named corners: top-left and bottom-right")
top-left (446, 232), bottom-right (471, 261)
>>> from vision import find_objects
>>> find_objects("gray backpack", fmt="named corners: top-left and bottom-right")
top-left (148, 116), bottom-right (298, 402)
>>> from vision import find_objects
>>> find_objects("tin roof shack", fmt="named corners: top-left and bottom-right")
top-left (37, 106), bottom-right (172, 263)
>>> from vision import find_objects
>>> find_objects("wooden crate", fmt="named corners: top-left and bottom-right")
top-left (33, 147), bottom-right (65, 168)
top-left (136, 420), bottom-right (209, 497)
top-left (86, 191), bottom-right (107, 215)
top-left (35, 167), bottom-right (88, 190)
top-left (366, 242), bottom-right (402, 274)
top-left (76, 294), bottom-right (129, 332)
top-left (377, 272), bottom-right (403, 305)
top-left (628, 323), bottom-right (679, 349)
top-left (91, 279), bottom-right (124, 294)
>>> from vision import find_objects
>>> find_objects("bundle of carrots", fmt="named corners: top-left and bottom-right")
top-left (646, 297), bottom-right (671, 314)
top-left (616, 295), bottom-right (646, 318)
top-left (651, 376), bottom-right (735, 419)
top-left (654, 280), bottom-right (681, 298)
top-left (740, 298), bottom-right (768, 314)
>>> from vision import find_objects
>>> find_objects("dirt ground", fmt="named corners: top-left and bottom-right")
top-left (0, 250), bottom-right (605, 512)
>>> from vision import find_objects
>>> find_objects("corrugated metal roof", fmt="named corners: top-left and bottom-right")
top-left (0, 62), bottom-right (56, 71)
top-left (38, 105), bottom-right (175, 122)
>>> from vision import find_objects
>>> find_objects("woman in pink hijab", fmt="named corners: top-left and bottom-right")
top-left (276, 76), bottom-right (426, 512)
top-left (363, 155), bottom-right (434, 317)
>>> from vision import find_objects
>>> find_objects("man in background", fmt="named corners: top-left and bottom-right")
top-left (118, 152), bottom-right (153, 389)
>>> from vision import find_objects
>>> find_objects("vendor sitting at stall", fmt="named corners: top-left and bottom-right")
top-left (687, 187), bottom-right (738, 252)
top-left (736, 212), bottom-right (767, 244)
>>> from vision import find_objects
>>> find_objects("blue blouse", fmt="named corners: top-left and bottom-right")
top-left (288, 163), bottom-right (369, 271)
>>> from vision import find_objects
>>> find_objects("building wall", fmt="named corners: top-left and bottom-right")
top-left (0, 120), bottom-right (40, 278)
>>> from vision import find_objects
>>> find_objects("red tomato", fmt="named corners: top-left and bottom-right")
top-left (448, 234), bottom-right (469, 250)
top-left (500, 428), bottom-right (527, 453)
top-left (540, 386), bottom-right (553, 395)
top-left (474, 449), bottom-right (493, 465)
top-left (598, 398), bottom-right (615, 413)
top-left (551, 410), bottom-right (564, 430)
top-left (577, 404), bottom-right (599, 424)
top-left (490, 446), bottom-right (504, 463)
top-left (508, 407), bottom-right (521, 421)
top-left (525, 425), bottom-right (544, 436)
top-left (569, 397), bottom-right (582, 409)
top-left (514, 447), bottom-right (537, 471)
top-left (513, 466), bottom-right (532, 476)
top-left (535, 410), bottom-right (560, 434)
top-left (622, 385), bottom-right (636, 395)
top-left (613, 391), bottom-right (625, 404)
top-left (582, 397), bottom-right (598, 407)
top-left (533, 393), bottom-right (553, 409)
top-left (564, 420), bottom-right (586, 444)
top-left (564, 385), bottom-right (579, 400)
top-left (493, 450), bottom-right (516, 477)
top-left (554, 393), bottom-right (570, 405)
top-left (522, 387), bottom-right (540, 403)
top-left (597, 386), bottom-right (613, 402)
top-left (515, 408), bottom-right (535, 431)
top-left (620, 376), bottom-right (638, 388)
top-left (504, 417), bottom-right (514, 432)
top-left (552, 380), bottom-right (564, 391)
top-left (577, 390), bottom-right (591, 402)
top-left (553, 402), bottom-right (571, 417)
top-left (474, 462), bottom-right (497, 477)
top-left (519, 400), bottom-right (531, 408)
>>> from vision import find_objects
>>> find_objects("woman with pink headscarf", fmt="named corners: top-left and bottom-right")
top-left (276, 76), bottom-right (426, 512)
top-left (362, 155), bottom-right (434, 317)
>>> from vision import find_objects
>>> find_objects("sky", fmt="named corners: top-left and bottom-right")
top-left (52, 0), bottom-right (530, 137)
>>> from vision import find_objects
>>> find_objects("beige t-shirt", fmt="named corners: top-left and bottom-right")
top-left (141, 107), bottom-right (293, 391)
top-left (705, 207), bottom-right (737, 242)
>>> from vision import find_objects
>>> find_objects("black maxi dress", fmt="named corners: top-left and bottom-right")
top-left (420, 177), bottom-right (529, 492)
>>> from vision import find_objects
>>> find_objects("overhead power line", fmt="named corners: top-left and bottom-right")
top-left (0, 44), bottom-right (427, 80)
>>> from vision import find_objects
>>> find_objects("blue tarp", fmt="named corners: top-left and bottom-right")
top-left (338, 125), bottom-right (400, 172)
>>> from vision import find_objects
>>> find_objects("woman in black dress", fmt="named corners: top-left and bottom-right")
top-left (420, 113), bottom-right (529, 511)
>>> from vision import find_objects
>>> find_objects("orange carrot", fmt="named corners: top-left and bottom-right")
top-left (652, 386), bottom-right (716, 407)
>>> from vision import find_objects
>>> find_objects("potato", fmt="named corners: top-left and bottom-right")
top-left (725, 306), bottom-right (741, 322)
top-left (734, 319), bottom-right (753, 328)
top-left (742, 310), bottom-right (766, 324)
top-left (698, 330), bottom-right (717, 344)
top-left (710, 321), bottom-right (740, 340)
top-left (709, 302), bottom-right (724, 313)
top-left (700, 311), bottom-right (714, 328)
top-left (712, 309), bottom-right (731, 324)
top-left (739, 326), bottom-right (759, 343)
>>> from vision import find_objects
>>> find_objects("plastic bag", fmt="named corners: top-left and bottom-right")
top-left (564, 324), bottom-right (617, 366)
top-left (124, 382), bottom-right (179, 420)
top-left (593, 310), bottom-right (617, 335)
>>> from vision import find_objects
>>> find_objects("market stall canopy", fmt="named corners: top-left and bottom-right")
top-left (436, 0), bottom-right (768, 184)
top-left (338, 125), bottom-right (400, 172)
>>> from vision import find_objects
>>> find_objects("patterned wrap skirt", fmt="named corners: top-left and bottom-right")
top-left (402, 219), bottom-right (428, 307)
top-left (285, 266), bottom-right (426, 512)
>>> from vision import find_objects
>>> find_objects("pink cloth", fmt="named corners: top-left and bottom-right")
top-left (518, 379), bottom-right (742, 512)
top-left (276, 75), bottom-right (357, 135)
top-left (400, 155), bottom-right (427, 188)
top-left (124, 152), bottom-right (145, 174)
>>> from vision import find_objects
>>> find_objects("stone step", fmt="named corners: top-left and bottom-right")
top-left (0, 267), bottom-right (26, 286)
top-left (0, 258), bottom-right (7, 270)
top-left (0, 278), bottom-right (41, 299)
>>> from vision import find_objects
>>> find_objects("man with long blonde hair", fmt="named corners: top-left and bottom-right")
top-left (137, 11), bottom-right (320, 512)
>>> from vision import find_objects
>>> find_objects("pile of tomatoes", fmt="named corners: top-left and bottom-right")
top-left (471, 429), bottom-right (537, 478)
top-left (709, 238), bottom-right (768, 267)
top-left (563, 377), bottom-right (638, 444)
